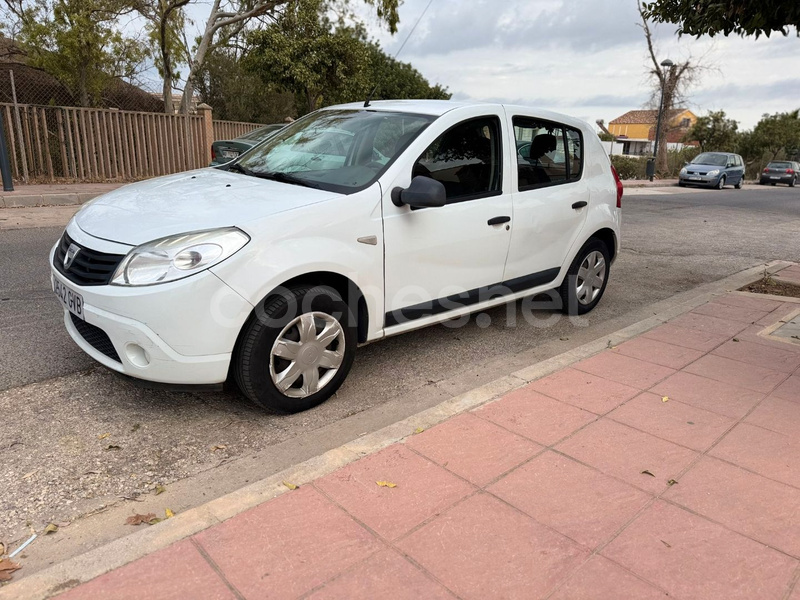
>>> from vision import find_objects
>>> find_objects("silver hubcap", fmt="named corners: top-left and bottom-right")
top-left (576, 251), bottom-right (606, 305)
top-left (269, 312), bottom-right (345, 399)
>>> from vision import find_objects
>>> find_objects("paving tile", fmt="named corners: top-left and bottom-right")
top-left (710, 423), bottom-right (800, 488)
top-left (549, 555), bottom-right (668, 600)
top-left (746, 395), bottom-right (800, 436)
top-left (406, 412), bottom-right (541, 487)
top-left (650, 371), bottom-right (764, 419)
top-left (528, 367), bottom-right (639, 415)
top-left (608, 392), bottom-right (735, 451)
top-left (556, 419), bottom-right (698, 494)
top-left (307, 549), bottom-right (454, 600)
top-left (668, 312), bottom-right (750, 337)
top-left (757, 303), bottom-right (800, 326)
top-left (713, 339), bottom-right (800, 373)
top-left (684, 354), bottom-right (787, 393)
top-left (573, 352), bottom-right (676, 390)
top-left (474, 387), bottom-right (596, 446)
top-left (55, 539), bottom-right (234, 600)
top-left (614, 337), bottom-right (704, 370)
top-left (315, 444), bottom-right (473, 541)
top-left (397, 493), bottom-right (587, 600)
top-left (791, 581), bottom-right (800, 600)
top-left (664, 456), bottom-right (800, 557)
top-left (195, 486), bottom-right (380, 599)
top-left (691, 301), bottom-right (771, 324)
top-left (641, 323), bottom-right (730, 352)
top-left (714, 294), bottom-right (783, 312)
top-left (488, 451), bottom-right (651, 549)
top-left (771, 374), bottom-right (800, 402)
top-left (602, 501), bottom-right (797, 600)
top-left (732, 324), bottom-right (800, 353)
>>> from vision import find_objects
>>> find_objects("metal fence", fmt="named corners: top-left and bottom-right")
top-left (0, 102), bottom-right (264, 183)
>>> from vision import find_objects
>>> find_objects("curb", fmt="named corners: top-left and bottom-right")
top-left (1, 259), bottom-right (794, 600)
top-left (1, 192), bottom-right (101, 209)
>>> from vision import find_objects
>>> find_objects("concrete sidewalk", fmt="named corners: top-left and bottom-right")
top-left (0, 183), bottom-right (122, 208)
top-left (9, 284), bottom-right (792, 600)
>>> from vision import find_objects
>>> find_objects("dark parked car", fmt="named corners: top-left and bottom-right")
top-left (679, 152), bottom-right (745, 190)
top-left (210, 124), bottom-right (284, 166)
top-left (759, 161), bottom-right (798, 187)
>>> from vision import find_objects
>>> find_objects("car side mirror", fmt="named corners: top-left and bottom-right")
top-left (391, 176), bottom-right (446, 209)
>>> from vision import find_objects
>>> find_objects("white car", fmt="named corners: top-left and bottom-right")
top-left (51, 100), bottom-right (622, 413)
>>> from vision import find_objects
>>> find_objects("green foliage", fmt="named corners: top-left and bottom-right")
top-left (610, 155), bottom-right (648, 180)
top-left (195, 46), bottom-right (295, 123)
top-left (244, 0), bottom-right (369, 114)
top-left (643, 0), bottom-right (800, 38)
top-left (686, 110), bottom-right (739, 152)
top-left (598, 132), bottom-right (615, 142)
top-left (738, 111), bottom-right (800, 177)
top-left (244, 0), bottom-right (448, 116)
top-left (11, 0), bottom-right (148, 107)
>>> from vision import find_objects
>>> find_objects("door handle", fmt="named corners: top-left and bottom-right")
top-left (487, 216), bottom-right (511, 226)
top-left (571, 201), bottom-right (588, 209)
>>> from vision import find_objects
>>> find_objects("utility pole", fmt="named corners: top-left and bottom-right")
top-left (649, 58), bottom-right (675, 181)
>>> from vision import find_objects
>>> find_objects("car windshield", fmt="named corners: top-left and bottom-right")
top-left (238, 125), bottom-right (283, 142)
top-left (768, 162), bottom-right (792, 169)
top-left (234, 109), bottom-right (435, 194)
top-left (691, 153), bottom-right (729, 167)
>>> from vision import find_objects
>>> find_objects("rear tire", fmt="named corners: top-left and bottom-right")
top-left (559, 238), bottom-right (611, 315)
top-left (790, 177), bottom-right (796, 188)
top-left (234, 285), bottom-right (357, 413)
top-left (735, 176), bottom-right (744, 189)
top-left (716, 175), bottom-right (726, 190)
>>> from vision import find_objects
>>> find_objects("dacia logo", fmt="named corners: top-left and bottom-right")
top-left (64, 243), bottom-right (80, 270)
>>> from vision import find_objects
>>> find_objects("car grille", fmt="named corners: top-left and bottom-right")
top-left (53, 231), bottom-right (125, 286)
top-left (70, 313), bottom-right (121, 363)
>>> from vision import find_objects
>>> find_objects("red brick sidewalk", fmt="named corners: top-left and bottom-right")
top-left (55, 292), bottom-right (800, 600)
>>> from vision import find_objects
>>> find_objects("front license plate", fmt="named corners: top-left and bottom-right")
top-left (53, 276), bottom-right (84, 320)
top-left (222, 150), bottom-right (239, 159)
top-left (689, 176), bottom-right (702, 181)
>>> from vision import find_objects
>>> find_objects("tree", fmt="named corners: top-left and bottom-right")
top-left (136, 0), bottom-right (191, 113)
top-left (642, 0), bottom-right (800, 38)
top-left (3, 0), bottom-right (148, 106)
top-left (639, 2), bottom-right (697, 173)
top-left (359, 38), bottom-right (450, 102)
top-left (686, 110), bottom-right (739, 152)
top-left (750, 111), bottom-right (800, 160)
top-left (178, 0), bottom-right (399, 113)
top-left (245, 0), bottom-right (369, 114)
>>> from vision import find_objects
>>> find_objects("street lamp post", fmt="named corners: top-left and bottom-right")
top-left (649, 58), bottom-right (674, 182)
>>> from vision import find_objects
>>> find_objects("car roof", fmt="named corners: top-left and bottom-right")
top-left (326, 100), bottom-right (590, 131)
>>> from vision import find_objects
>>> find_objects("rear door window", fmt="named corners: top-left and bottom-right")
top-left (513, 117), bottom-right (582, 190)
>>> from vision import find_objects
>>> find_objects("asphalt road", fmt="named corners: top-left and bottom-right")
top-left (1, 183), bottom-right (799, 563)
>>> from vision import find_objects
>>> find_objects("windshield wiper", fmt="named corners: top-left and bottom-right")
top-left (250, 171), bottom-right (321, 189)
top-left (226, 163), bottom-right (252, 176)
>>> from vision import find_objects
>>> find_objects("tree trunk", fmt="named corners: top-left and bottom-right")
top-left (78, 65), bottom-right (89, 107)
top-left (180, 0), bottom-right (219, 114)
top-left (161, 19), bottom-right (174, 114)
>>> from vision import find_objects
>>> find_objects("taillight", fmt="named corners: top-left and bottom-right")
top-left (787, 169), bottom-right (795, 174)
top-left (211, 146), bottom-right (216, 160)
top-left (611, 165), bottom-right (623, 208)
top-left (764, 168), bottom-right (770, 173)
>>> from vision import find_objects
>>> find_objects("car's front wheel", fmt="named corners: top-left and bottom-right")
top-left (559, 238), bottom-right (610, 315)
top-left (234, 285), bottom-right (356, 413)
top-left (790, 177), bottom-right (796, 188)
top-left (716, 175), bottom-right (726, 190)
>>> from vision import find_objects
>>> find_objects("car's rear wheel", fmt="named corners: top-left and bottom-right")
top-left (735, 176), bottom-right (744, 189)
top-left (559, 238), bottom-right (610, 315)
top-left (234, 285), bottom-right (356, 413)
top-left (716, 175), bottom-right (726, 190)
top-left (790, 177), bottom-right (796, 188)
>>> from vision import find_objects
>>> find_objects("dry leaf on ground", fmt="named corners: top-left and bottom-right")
top-left (0, 559), bottom-right (21, 582)
top-left (413, 427), bottom-right (425, 434)
top-left (640, 470), bottom-right (655, 477)
top-left (105, 444), bottom-right (122, 451)
top-left (165, 508), bottom-right (175, 519)
top-left (155, 485), bottom-right (166, 495)
top-left (283, 481), bottom-right (298, 490)
top-left (661, 396), bottom-right (669, 403)
top-left (97, 433), bottom-right (110, 440)
top-left (376, 481), bottom-right (397, 488)
top-left (125, 513), bottom-right (157, 526)
top-left (211, 444), bottom-right (227, 452)
top-left (43, 524), bottom-right (58, 535)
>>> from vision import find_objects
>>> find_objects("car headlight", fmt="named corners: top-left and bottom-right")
top-left (111, 228), bottom-right (249, 286)
top-left (679, 167), bottom-right (687, 175)
top-left (707, 169), bottom-right (720, 176)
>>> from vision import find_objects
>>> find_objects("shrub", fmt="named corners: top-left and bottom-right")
top-left (610, 155), bottom-right (648, 180)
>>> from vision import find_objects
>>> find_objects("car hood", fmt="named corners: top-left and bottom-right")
top-left (75, 168), bottom-right (339, 246)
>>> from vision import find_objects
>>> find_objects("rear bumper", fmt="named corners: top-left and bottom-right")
top-left (760, 175), bottom-right (794, 184)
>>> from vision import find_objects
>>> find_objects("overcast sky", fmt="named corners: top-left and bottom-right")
top-left (351, 0), bottom-right (800, 131)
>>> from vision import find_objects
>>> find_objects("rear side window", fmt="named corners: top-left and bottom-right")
top-left (513, 117), bottom-right (582, 190)
top-left (414, 116), bottom-right (502, 203)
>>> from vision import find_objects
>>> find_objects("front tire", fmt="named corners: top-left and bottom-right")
top-left (716, 175), bottom-right (726, 190)
top-left (559, 239), bottom-right (611, 315)
top-left (234, 285), bottom-right (357, 413)
top-left (790, 177), bottom-right (796, 188)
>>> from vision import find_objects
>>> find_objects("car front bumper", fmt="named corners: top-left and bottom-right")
top-left (679, 174), bottom-right (723, 187)
top-left (50, 240), bottom-right (254, 385)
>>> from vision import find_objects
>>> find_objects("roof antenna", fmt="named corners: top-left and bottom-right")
top-left (364, 0), bottom-right (435, 107)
